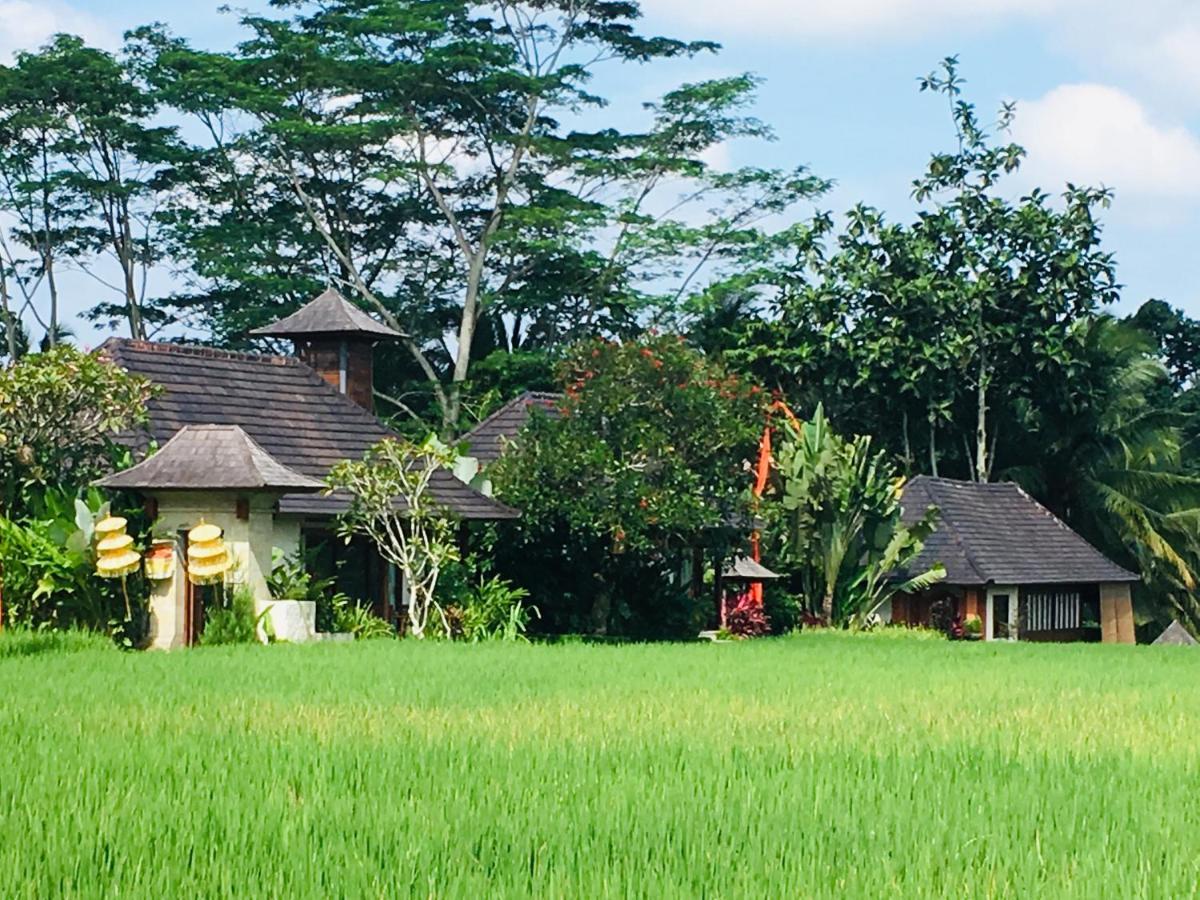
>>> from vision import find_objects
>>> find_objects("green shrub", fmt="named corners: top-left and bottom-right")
top-left (0, 487), bottom-right (145, 631)
top-left (449, 575), bottom-right (535, 642)
top-left (199, 586), bottom-right (260, 646)
top-left (330, 598), bottom-right (394, 639)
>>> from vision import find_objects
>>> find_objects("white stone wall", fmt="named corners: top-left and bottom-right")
top-left (145, 491), bottom-right (302, 647)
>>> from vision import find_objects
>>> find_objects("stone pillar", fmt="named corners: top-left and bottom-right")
top-left (1100, 582), bottom-right (1135, 644)
top-left (147, 542), bottom-right (187, 649)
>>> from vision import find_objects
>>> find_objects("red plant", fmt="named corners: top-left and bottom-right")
top-left (726, 603), bottom-right (770, 638)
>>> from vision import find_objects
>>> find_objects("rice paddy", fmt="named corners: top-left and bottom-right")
top-left (0, 631), bottom-right (1197, 897)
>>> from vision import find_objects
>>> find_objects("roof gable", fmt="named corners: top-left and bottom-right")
top-left (101, 339), bottom-right (517, 520)
top-left (461, 391), bottom-right (563, 464)
top-left (901, 476), bottom-right (1137, 585)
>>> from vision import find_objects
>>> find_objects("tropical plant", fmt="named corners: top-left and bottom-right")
top-left (329, 597), bottom-right (394, 640)
top-left (725, 602), bottom-right (770, 638)
top-left (730, 57), bottom-right (1119, 482)
top-left (452, 575), bottom-right (535, 643)
top-left (0, 486), bottom-right (139, 630)
top-left (774, 405), bottom-right (943, 626)
top-left (134, 3), bottom-right (825, 430)
top-left (198, 584), bottom-right (261, 646)
top-left (327, 435), bottom-right (461, 639)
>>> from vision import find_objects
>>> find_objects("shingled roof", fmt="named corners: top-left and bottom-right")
top-left (461, 391), bottom-right (563, 464)
top-left (101, 339), bottom-right (518, 520)
top-left (97, 425), bottom-right (325, 492)
top-left (900, 476), bottom-right (1137, 585)
top-left (249, 288), bottom-right (404, 340)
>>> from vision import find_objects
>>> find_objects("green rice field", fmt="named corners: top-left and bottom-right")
top-left (1, 631), bottom-right (1198, 897)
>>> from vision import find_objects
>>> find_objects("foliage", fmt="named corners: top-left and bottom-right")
top-left (327, 434), bottom-right (461, 639)
top-left (0, 35), bottom-right (180, 343)
top-left (132, 3), bottom-right (824, 430)
top-left (0, 636), bottom-right (1197, 894)
top-left (0, 486), bottom-right (142, 630)
top-left (725, 602), bottom-right (770, 638)
top-left (198, 584), bottom-right (260, 646)
top-left (447, 575), bottom-right (535, 643)
top-left (492, 335), bottom-right (764, 636)
top-left (731, 58), bottom-right (1118, 483)
top-left (1004, 316), bottom-right (1200, 632)
top-left (267, 548), bottom-right (349, 634)
top-left (329, 597), bottom-right (395, 640)
top-left (774, 406), bottom-right (943, 625)
top-left (0, 345), bottom-right (154, 517)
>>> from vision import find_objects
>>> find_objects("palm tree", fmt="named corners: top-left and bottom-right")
top-left (1004, 317), bottom-right (1200, 631)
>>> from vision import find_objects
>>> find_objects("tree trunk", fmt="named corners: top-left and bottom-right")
top-left (821, 586), bottom-right (834, 626)
top-left (0, 267), bottom-right (18, 361)
top-left (120, 207), bottom-right (144, 340)
top-left (43, 250), bottom-right (58, 349)
top-left (928, 413), bottom-right (939, 477)
top-left (901, 409), bottom-right (913, 474)
top-left (974, 351), bottom-right (989, 482)
top-left (590, 582), bottom-right (612, 636)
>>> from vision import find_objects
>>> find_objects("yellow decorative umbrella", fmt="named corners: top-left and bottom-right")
top-left (94, 517), bottom-right (142, 580)
top-left (187, 521), bottom-right (231, 585)
top-left (94, 515), bottom-right (142, 621)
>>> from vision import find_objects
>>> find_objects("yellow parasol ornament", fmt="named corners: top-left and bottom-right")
top-left (187, 521), bottom-right (231, 585)
top-left (94, 517), bottom-right (142, 579)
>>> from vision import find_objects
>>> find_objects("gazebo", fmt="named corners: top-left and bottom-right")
top-left (97, 424), bottom-right (325, 647)
top-left (718, 555), bottom-right (782, 629)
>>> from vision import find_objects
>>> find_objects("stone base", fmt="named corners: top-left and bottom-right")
top-left (266, 600), bottom-right (317, 643)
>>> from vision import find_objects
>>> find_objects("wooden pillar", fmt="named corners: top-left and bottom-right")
top-left (963, 588), bottom-right (980, 622)
top-left (1100, 582), bottom-right (1135, 644)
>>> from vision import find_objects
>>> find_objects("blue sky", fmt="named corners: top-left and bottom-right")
top-left (9, 0), bottom-right (1200, 343)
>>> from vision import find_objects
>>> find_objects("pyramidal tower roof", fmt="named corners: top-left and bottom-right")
top-left (96, 425), bottom-right (326, 492)
top-left (250, 288), bottom-right (404, 340)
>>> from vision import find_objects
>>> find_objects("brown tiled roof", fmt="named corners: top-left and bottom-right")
top-left (900, 476), bottom-right (1137, 585)
top-left (100, 339), bottom-right (517, 520)
top-left (97, 425), bottom-right (325, 492)
top-left (249, 287), bottom-right (404, 340)
top-left (461, 391), bottom-right (563, 463)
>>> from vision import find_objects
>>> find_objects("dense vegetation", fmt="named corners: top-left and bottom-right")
top-left (0, 1), bottom-right (1198, 636)
top-left (0, 633), bottom-right (1197, 896)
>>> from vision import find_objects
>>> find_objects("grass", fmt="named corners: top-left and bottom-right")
top-left (0, 625), bottom-right (114, 658)
top-left (1, 632), bottom-right (1198, 897)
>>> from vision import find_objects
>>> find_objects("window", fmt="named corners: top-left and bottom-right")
top-left (1024, 588), bottom-right (1081, 631)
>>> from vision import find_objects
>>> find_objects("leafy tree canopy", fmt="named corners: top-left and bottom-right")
top-left (492, 335), bottom-right (764, 636)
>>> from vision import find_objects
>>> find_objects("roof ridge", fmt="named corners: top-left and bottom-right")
top-left (459, 390), bottom-right (562, 442)
top-left (102, 337), bottom-right (300, 367)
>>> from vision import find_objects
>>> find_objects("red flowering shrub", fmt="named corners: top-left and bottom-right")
top-left (726, 603), bottom-right (770, 638)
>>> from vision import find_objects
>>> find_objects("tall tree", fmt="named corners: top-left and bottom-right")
top-left (0, 36), bottom-right (179, 342)
top-left (140, 2), bottom-right (824, 430)
top-left (731, 57), bottom-right (1118, 482)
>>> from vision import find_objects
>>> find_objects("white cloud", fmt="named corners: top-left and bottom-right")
top-left (643, 0), bottom-right (1085, 39)
top-left (1011, 83), bottom-right (1200, 199)
top-left (0, 0), bottom-right (116, 60)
